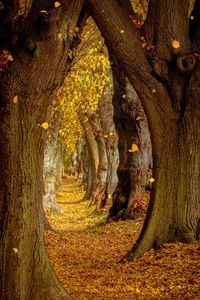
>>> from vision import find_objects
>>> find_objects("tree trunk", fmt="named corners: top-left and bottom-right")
top-left (79, 111), bottom-right (99, 200)
top-left (43, 132), bottom-right (64, 215)
top-left (86, 110), bottom-right (108, 208)
top-left (87, 0), bottom-right (200, 258)
top-left (109, 57), bottom-right (152, 220)
top-left (0, 93), bottom-right (69, 299)
top-left (0, 0), bottom-right (83, 297)
top-left (98, 70), bottom-right (119, 208)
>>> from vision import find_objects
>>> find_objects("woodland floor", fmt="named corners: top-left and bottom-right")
top-left (45, 176), bottom-right (200, 300)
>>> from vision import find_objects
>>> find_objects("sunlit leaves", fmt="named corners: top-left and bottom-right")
top-left (40, 122), bottom-right (49, 130)
top-left (149, 177), bottom-right (155, 183)
top-left (54, 20), bottom-right (111, 151)
top-left (54, 1), bottom-right (61, 8)
top-left (13, 95), bottom-right (18, 104)
top-left (128, 144), bottom-right (139, 152)
top-left (40, 10), bottom-right (48, 15)
top-left (171, 40), bottom-right (180, 49)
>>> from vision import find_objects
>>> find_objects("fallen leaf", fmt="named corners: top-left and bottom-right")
top-left (54, 1), bottom-right (61, 8)
top-left (171, 40), bottom-right (180, 49)
top-left (149, 177), bottom-right (155, 183)
top-left (13, 95), bottom-right (18, 104)
top-left (13, 248), bottom-right (18, 253)
top-left (40, 10), bottom-right (48, 14)
top-left (7, 55), bottom-right (14, 62)
top-left (152, 88), bottom-right (157, 93)
top-left (128, 144), bottom-right (139, 152)
top-left (120, 29), bottom-right (125, 34)
top-left (40, 122), bottom-right (49, 130)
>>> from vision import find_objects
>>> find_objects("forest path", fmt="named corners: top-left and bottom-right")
top-left (45, 176), bottom-right (200, 300)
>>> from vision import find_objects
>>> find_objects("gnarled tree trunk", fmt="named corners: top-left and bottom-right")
top-left (87, 0), bottom-right (200, 258)
top-left (0, 0), bottom-right (83, 298)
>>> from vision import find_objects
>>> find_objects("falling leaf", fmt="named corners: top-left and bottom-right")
top-left (108, 194), bottom-right (112, 199)
top-left (128, 144), bottom-right (139, 152)
top-left (40, 10), bottom-right (48, 14)
top-left (151, 88), bottom-right (157, 93)
top-left (13, 95), bottom-right (18, 104)
top-left (136, 116), bottom-right (143, 121)
top-left (7, 55), bottom-right (14, 62)
top-left (13, 248), bottom-right (18, 253)
top-left (120, 29), bottom-right (125, 34)
top-left (54, 1), bottom-right (61, 8)
top-left (40, 122), bottom-right (49, 130)
top-left (149, 177), bottom-right (155, 183)
top-left (190, 16), bottom-right (194, 20)
top-left (171, 40), bottom-right (180, 49)
top-left (58, 33), bottom-right (62, 39)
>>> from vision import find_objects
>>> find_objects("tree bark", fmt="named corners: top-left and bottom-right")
top-left (87, 0), bottom-right (200, 258)
top-left (0, 0), bottom-right (83, 298)
top-left (43, 132), bottom-right (63, 215)
top-left (109, 56), bottom-right (152, 220)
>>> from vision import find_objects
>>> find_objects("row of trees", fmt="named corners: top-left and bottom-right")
top-left (0, 0), bottom-right (200, 299)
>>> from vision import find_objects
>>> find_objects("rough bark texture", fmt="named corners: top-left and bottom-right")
top-left (87, 0), bottom-right (200, 258)
top-left (0, 0), bottom-right (83, 298)
top-left (79, 112), bottom-right (98, 200)
top-left (98, 71), bottom-right (119, 208)
top-left (109, 57), bottom-right (152, 220)
top-left (43, 132), bottom-right (64, 215)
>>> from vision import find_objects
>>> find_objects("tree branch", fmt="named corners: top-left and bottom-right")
top-left (86, 0), bottom-right (174, 157)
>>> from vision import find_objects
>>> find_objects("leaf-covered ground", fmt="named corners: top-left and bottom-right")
top-left (45, 177), bottom-right (200, 300)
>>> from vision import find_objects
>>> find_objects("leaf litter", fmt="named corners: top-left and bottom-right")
top-left (45, 176), bottom-right (200, 300)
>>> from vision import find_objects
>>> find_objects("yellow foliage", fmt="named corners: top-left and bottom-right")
top-left (40, 122), bottom-right (49, 130)
top-left (128, 144), bottom-right (139, 152)
top-left (13, 95), bottom-right (18, 104)
top-left (149, 177), bottom-right (155, 183)
top-left (54, 1), bottom-right (61, 8)
top-left (171, 40), bottom-right (180, 49)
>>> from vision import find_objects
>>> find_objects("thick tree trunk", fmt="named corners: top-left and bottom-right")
top-left (0, 0), bottom-right (83, 298)
top-left (87, 0), bottom-right (200, 258)
top-left (109, 57), bottom-right (152, 220)
top-left (0, 94), bottom-right (69, 299)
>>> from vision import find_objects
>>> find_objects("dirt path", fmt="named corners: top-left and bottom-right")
top-left (45, 176), bottom-right (200, 300)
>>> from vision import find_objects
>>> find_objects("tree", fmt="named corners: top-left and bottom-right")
top-left (109, 57), bottom-right (152, 220)
top-left (0, 1), bottom-right (84, 298)
top-left (87, 0), bottom-right (200, 258)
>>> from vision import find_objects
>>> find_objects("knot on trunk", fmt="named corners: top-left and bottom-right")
top-left (176, 53), bottom-right (199, 74)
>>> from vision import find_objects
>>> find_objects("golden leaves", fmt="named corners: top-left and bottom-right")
top-left (57, 33), bottom-right (62, 40)
top-left (128, 144), bottom-right (139, 152)
top-left (39, 122), bottom-right (49, 129)
top-left (40, 10), bottom-right (48, 14)
top-left (171, 40), bottom-right (180, 49)
top-left (54, 1), bottom-right (61, 8)
top-left (149, 177), bottom-right (155, 183)
top-left (13, 95), bottom-right (18, 104)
